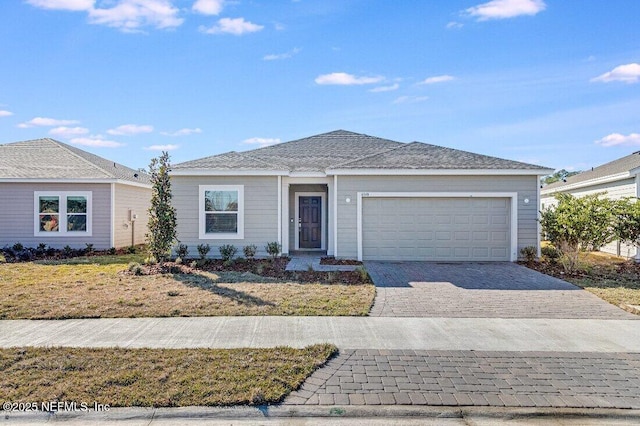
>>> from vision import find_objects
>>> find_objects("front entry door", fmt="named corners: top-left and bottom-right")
top-left (299, 196), bottom-right (322, 249)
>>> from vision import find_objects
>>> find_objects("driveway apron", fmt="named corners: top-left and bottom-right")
top-left (365, 261), bottom-right (636, 319)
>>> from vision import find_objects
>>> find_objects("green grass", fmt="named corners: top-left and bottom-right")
top-left (0, 345), bottom-right (337, 407)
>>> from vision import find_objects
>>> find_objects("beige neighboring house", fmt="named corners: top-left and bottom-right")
top-left (171, 130), bottom-right (552, 261)
top-left (0, 138), bottom-right (151, 249)
top-left (540, 151), bottom-right (640, 260)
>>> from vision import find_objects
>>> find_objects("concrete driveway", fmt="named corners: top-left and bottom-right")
top-left (365, 262), bottom-right (636, 319)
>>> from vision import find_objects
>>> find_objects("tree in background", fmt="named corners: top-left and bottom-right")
top-left (147, 151), bottom-right (177, 263)
top-left (541, 169), bottom-right (581, 185)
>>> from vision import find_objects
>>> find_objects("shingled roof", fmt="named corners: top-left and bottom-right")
top-left (173, 130), bottom-right (550, 174)
top-left (543, 151), bottom-right (640, 192)
top-left (0, 138), bottom-right (150, 185)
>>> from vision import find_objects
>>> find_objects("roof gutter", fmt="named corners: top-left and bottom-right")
top-left (0, 178), bottom-right (151, 189)
top-left (326, 168), bottom-right (554, 176)
top-left (541, 172), bottom-right (632, 195)
top-left (170, 169), bottom-right (289, 177)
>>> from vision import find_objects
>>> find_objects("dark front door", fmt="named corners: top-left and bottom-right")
top-left (299, 196), bottom-right (322, 249)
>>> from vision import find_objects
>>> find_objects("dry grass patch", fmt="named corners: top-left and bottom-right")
top-left (526, 251), bottom-right (640, 311)
top-left (0, 344), bottom-right (336, 407)
top-left (0, 256), bottom-right (375, 319)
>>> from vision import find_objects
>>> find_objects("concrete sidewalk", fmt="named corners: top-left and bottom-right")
top-left (2, 317), bottom-right (640, 351)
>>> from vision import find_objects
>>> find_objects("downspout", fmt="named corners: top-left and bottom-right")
top-left (110, 183), bottom-right (115, 249)
top-left (333, 174), bottom-right (338, 257)
top-left (536, 176), bottom-right (542, 259)
top-left (277, 175), bottom-right (282, 248)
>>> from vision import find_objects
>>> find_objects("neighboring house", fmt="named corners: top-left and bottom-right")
top-left (0, 138), bottom-right (151, 250)
top-left (171, 130), bottom-right (552, 261)
top-left (541, 151), bottom-right (640, 260)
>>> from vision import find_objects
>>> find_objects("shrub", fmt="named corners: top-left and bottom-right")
top-left (355, 266), bottom-right (369, 282)
top-left (107, 247), bottom-right (117, 255)
top-left (127, 246), bottom-right (137, 254)
top-left (144, 256), bottom-right (157, 265)
top-left (265, 242), bottom-right (281, 259)
top-left (85, 243), bottom-right (94, 254)
top-left (127, 262), bottom-right (143, 275)
top-left (175, 257), bottom-right (183, 265)
top-left (63, 245), bottom-right (74, 257)
top-left (37, 243), bottom-right (48, 252)
top-left (520, 246), bottom-right (537, 263)
top-left (219, 244), bottom-right (238, 262)
top-left (541, 245), bottom-right (560, 261)
top-left (176, 243), bottom-right (189, 259)
top-left (197, 243), bottom-right (211, 260)
top-left (243, 244), bottom-right (257, 260)
top-left (12, 242), bottom-right (24, 252)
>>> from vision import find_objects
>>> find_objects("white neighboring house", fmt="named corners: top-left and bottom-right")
top-left (540, 151), bottom-right (640, 261)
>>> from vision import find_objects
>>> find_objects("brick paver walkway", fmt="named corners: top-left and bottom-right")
top-left (284, 350), bottom-right (640, 409)
top-left (366, 262), bottom-right (635, 319)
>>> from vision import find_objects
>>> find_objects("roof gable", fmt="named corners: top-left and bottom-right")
top-left (0, 138), bottom-right (150, 185)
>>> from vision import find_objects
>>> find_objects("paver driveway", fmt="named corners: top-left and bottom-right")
top-left (365, 262), bottom-right (635, 319)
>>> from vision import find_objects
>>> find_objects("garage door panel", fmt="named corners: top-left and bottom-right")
top-left (362, 197), bottom-right (510, 261)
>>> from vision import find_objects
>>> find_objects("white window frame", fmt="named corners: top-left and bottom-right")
top-left (34, 191), bottom-right (93, 237)
top-left (199, 185), bottom-right (244, 240)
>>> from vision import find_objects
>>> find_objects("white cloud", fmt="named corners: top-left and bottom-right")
top-left (26, 0), bottom-right (93, 11)
top-left (144, 144), bottom-right (179, 151)
top-left (446, 21), bottom-right (464, 29)
top-left (466, 0), bottom-right (546, 21)
top-left (70, 136), bottom-right (124, 148)
top-left (315, 72), bottom-right (384, 86)
top-left (0, 110), bottom-right (13, 117)
top-left (27, 0), bottom-right (184, 31)
top-left (88, 0), bottom-right (183, 32)
top-left (160, 127), bottom-right (202, 136)
top-left (263, 47), bottom-right (301, 61)
top-left (419, 75), bottom-right (455, 85)
top-left (49, 126), bottom-right (90, 137)
top-left (18, 117), bottom-right (80, 128)
top-left (107, 124), bottom-right (154, 135)
top-left (242, 137), bottom-right (281, 148)
top-left (393, 96), bottom-right (429, 104)
top-left (369, 83), bottom-right (399, 93)
top-left (199, 17), bottom-right (264, 35)
top-left (591, 63), bottom-right (640, 84)
top-left (595, 133), bottom-right (640, 147)
top-left (192, 0), bottom-right (223, 16)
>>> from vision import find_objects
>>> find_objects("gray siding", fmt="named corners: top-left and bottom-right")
top-left (336, 175), bottom-right (539, 259)
top-left (541, 178), bottom-right (638, 259)
top-left (0, 182), bottom-right (111, 249)
top-left (113, 184), bottom-right (152, 248)
top-left (172, 176), bottom-right (278, 258)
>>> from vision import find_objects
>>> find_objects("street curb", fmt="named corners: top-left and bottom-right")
top-left (4, 405), bottom-right (640, 422)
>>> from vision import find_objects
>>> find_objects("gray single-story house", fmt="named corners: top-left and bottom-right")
top-left (0, 138), bottom-right (151, 250)
top-left (171, 130), bottom-right (552, 261)
top-left (541, 151), bottom-right (640, 260)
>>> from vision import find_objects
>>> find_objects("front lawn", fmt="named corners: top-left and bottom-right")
top-left (525, 251), bottom-right (640, 312)
top-left (0, 256), bottom-right (375, 319)
top-left (0, 344), bottom-right (336, 407)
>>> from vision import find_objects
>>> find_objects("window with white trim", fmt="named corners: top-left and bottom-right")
top-left (199, 185), bottom-right (244, 239)
top-left (34, 191), bottom-right (92, 236)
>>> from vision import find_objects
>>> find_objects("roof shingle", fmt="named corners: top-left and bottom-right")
top-left (543, 151), bottom-right (640, 191)
top-left (0, 138), bottom-right (150, 185)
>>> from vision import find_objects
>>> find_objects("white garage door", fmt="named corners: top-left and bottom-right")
top-left (362, 197), bottom-right (510, 261)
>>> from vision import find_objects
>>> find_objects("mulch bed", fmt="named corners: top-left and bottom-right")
top-left (320, 257), bottom-right (362, 266)
top-left (521, 259), bottom-right (640, 281)
top-left (131, 257), bottom-right (370, 285)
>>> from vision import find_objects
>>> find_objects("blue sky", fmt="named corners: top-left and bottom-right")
top-left (0, 0), bottom-right (639, 172)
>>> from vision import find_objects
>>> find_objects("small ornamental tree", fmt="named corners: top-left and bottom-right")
top-left (540, 193), bottom-right (615, 271)
top-left (147, 151), bottom-right (177, 263)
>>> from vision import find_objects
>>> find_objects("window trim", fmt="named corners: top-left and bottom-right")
top-left (199, 185), bottom-right (244, 240)
top-left (34, 191), bottom-right (92, 237)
